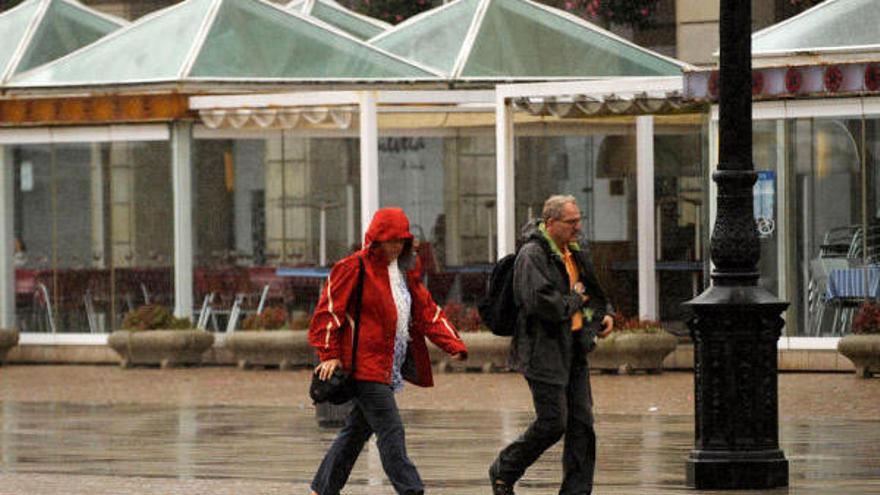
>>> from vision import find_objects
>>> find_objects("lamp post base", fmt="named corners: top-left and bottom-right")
top-left (686, 450), bottom-right (788, 489)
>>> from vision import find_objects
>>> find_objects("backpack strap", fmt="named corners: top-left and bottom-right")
top-left (349, 256), bottom-right (366, 373)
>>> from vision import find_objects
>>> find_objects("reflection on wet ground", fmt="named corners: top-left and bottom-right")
top-left (0, 402), bottom-right (878, 494)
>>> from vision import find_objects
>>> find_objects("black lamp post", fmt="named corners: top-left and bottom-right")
top-left (683, 0), bottom-right (789, 489)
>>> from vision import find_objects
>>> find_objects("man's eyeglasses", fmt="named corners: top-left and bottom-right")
top-left (559, 217), bottom-right (582, 226)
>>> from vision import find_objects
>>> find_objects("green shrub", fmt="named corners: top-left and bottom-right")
top-left (241, 306), bottom-right (289, 331)
top-left (122, 304), bottom-right (192, 331)
top-left (611, 311), bottom-right (664, 333)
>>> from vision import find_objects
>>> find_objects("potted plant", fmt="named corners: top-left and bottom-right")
top-left (107, 304), bottom-right (213, 368)
top-left (589, 313), bottom-right (678, 374)
top-left (225, 306), bottom-right (315, 370)
top-left (431, 303), bottom-right (507, 372)
top-left (0, 327), bottom-right (19, 365)
top-left (838, 301), bottom-right (880, 378)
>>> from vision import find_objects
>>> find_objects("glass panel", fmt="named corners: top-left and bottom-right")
top-left (794, 117), bottom-right (864, 337)
top-left (15, 0), bottom-right (122, 75)
top-left (654, 119), bottom-right (705, 328)
top-left (12, 140), bottom-right (172, 333)
top-left (192, 133), bottom-right (360, 331)
top-left (12, 0), bottom-right (211, 85)
top-left (0, 0), bottom-right (39, 78)
top-left (753, 120), bottom-right (781, 296)
top-left (372, 0), bottom-right (479, 74)
top-left (190, 0), bottom-right (432, 79)
top-left (377, 132), bottom-right (496, 321)
top-left (515, 124), bottom-right (638, 319)
top-left (310, 1), bottom-right (386, 41)
top-left (464, 0), bottom-right (682, 77)
top-left (753, 0), bottom-right (879, 53)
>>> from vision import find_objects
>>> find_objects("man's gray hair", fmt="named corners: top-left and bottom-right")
top-left (542, 194), bottom-right (577, 221)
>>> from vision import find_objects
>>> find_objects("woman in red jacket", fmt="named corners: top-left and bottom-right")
top-left (308, 208), bottom-right (468, 495)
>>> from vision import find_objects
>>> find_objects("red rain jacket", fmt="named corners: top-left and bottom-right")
top-left (308, 208), bottom-right (467, 387)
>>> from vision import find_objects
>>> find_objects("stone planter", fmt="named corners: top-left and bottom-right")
top-left (589, 330), bottom-right (678, 374)
top-left (431, 332), bottom-right (510, 372)
top-left (837, 334), bottom-right (880, 378)
top-left (0, 329), bottom-right (19, 365)
top-left (225, 330), bottom-right (316, 370)
top-left (107, 329), bottom-right (215, 368)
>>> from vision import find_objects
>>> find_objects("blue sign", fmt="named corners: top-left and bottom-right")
top-left (754, 170), bottom-right (775, 237)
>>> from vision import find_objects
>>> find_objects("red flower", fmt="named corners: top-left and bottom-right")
top-left (708, 71), bottom-right (720, 98)
top-left (752, 70), bottom-right (764, 96)
top-left (785, 67), bottom-right (802, 94)
top-left (865, 64), bottom-right (880, 92)
top-left (824, 65), bottom-right (843, 93)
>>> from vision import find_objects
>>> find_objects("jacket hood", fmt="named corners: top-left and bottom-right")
top-left (364, 207), bottom-right (414, 246)
top-left (364, 208), bottom-right (416, 269)
top-left (520, 219), bottom-right (583, 259)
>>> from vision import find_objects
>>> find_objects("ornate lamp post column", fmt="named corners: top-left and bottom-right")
top-left (684, 0), bottom-right (789, 489)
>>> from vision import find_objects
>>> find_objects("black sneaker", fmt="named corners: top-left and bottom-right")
top-left (489, 466), bottom-right (514, 495)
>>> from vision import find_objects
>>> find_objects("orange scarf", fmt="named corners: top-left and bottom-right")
top-left (562, 248), bottom-right (583, 331)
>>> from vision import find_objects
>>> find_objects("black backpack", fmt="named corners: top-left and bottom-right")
top-left (478, 253), bottom-right (518, 336)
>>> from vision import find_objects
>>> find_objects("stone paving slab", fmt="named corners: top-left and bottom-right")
top-left (0, 366), bottom-right (878, 494)
top-left (1, 365), bottom-right (879, 418)
top-left (0, 403), bottom-right (878, 495)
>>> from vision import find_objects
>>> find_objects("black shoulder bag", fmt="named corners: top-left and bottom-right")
top-left (309, 257), bottom-right (365, 405)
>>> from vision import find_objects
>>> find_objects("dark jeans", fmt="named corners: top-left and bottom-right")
top-left (311, 381), bottom-right (423, 495)
top-left (491, 345), bottom-right (596, 495)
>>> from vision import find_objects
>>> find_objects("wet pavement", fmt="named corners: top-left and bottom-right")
top-left (0, 367), bottom-right (878, 494)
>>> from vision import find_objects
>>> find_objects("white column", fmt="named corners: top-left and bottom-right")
top-left (496, 95), bottom-right (515, 257)
top-left (359, 91), bottom-right (379, 235)
top-left (0, 147), bottom-right (15, 328)
top-left (171, 122), bottom-right (193, 319)
top-left (319, 206), bottom-right (327, 267)
top-left (89, 143), bottom-right (105, 268)
top-left (636, 116), bottom-right (657, 320)
top-left (775, 119), bottom-right (787, 302)
top-left (345, 183), bottom-right (355, 248)
top-left (708, 112), bottom-right (719, 261)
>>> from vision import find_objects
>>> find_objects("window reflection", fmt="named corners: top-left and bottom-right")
top-left (12, 141), bottom-right (173, 333)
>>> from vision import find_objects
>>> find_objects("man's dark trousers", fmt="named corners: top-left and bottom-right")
top-left (311, 381), bottom-right (423, 495)
top-left (491, 342), bottom-right (596, 495)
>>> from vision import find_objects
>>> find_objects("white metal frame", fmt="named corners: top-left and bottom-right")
top-left (0, 147), bottom-right (14, 328)
top-left (636, 116), bottom-right (657, 320)
top-left (495, 77), bottom-right (683, 322)
top-left (0, 124), bottom-right (169, 144)
top-left (171, 122), bottom-right (194, 319)
top-left (0, 123), bottom-right (177, 336)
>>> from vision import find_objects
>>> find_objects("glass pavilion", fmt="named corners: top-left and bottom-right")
top-left (0, 0), bottom-right (701, 342)
top-left (685, 0), bottom-right (880, 342)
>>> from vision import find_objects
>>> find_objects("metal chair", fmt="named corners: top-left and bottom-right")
top-left (225, 285), bottom-right (270, 333)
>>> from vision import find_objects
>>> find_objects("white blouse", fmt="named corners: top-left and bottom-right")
top-left (388, 259), bottom-right (412, 392)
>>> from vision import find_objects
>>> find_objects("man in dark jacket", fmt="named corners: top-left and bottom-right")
top-left (489, 195), bottom-right (614, 495)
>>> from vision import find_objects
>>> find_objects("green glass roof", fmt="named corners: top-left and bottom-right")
top-left (753, 0), bottom-right (880, 54)
top-left (372, 0), bottom-right (479, 75)
top-left (0, 0), bottom-right (124, 83)
top-left (288, 0), bottom-right (390, 41)
top-left (9, 0), bottom-right (437, 88)
top-left (371, 0), bottom-right (685, 79)
top-left (191, 0), bottom-right (430, 79)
